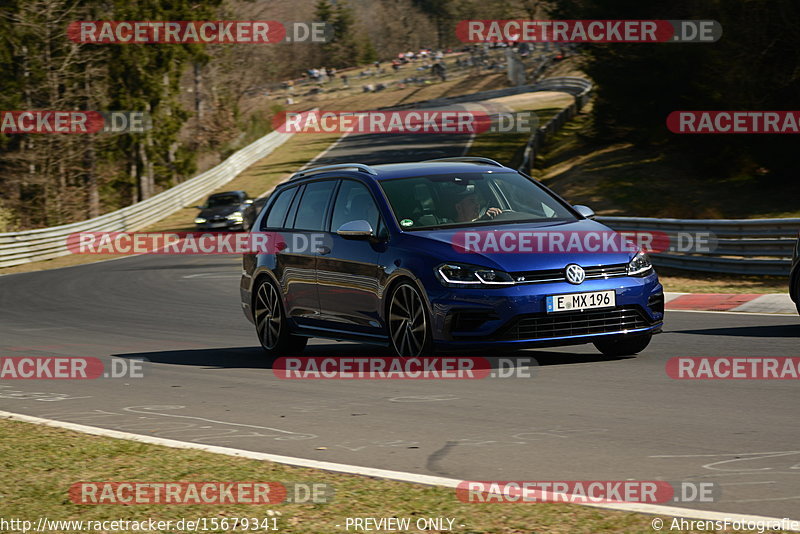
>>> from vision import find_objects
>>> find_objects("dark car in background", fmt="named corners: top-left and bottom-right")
top-left (243, 196), bottom-right (269, 231)
top-left (240, 158), bottom-right (664, 358)
top-left (194, 191), bottom-right (252, 231)
top-left (791, 233), bottom-right (800, 314)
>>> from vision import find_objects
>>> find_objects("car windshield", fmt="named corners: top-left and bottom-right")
top-left (378, 172), bottom-right (576, 230)
top-left (206, 194), bottom-right (241, 208)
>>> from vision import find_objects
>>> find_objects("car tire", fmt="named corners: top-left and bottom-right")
top-left (253, 278), bottom-right (308, 357)
top-left (593, 334), bottom-right (652, 357)
top-left (388, 281), bottom-right (433, 357)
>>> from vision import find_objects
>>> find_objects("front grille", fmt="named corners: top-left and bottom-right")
top-left (511, 263), bottom-right (628, 284)
top-left (497, 306), bottom-right (652, 341)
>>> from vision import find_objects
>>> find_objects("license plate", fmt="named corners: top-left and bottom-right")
top-left (546, 290), bottom-right (615, 313)
top-left (210, 222), bottom-right (227, 228)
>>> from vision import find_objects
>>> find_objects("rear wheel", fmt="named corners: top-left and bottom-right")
top-left (254, 279), bottom-right (307, 357)
top-left (388, 282), bottom-right (433, 357)
top-left (593, 334), bottom-right (652, 357)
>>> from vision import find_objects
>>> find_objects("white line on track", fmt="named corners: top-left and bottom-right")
top-left (1, 410), bottom-right (797, 528)
top-left (668, 309), bottom-right (797, 317)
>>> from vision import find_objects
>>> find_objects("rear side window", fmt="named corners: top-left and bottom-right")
top-left (292, 180), bottom-right (337, 231)
top-left (263, 187), bottom-right (296, 229)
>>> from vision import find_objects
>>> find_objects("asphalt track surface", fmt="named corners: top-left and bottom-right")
top-left (2, 121), bottom-right (800, 521)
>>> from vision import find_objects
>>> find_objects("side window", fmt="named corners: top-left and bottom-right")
top-left (284, 184), bottom-right (304, 229)
top-left (292, 180), bottom-right (337, 231)
top-left (330, 180), bottom-right (381, 232)
top-left (262, 187), bottom-right (296, 229)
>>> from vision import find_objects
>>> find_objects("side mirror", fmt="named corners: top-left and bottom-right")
top-left (336, 220), bottom-right (374, 239)
top-left (573, 205), bottom-right (595, 219)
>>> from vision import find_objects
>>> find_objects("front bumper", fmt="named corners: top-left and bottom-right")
top-left (425, 272), bottom-right (664, 349)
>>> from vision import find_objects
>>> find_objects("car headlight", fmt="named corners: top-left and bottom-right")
top-left (227, 211), bottom-right (244, 221)
top-left (627, 250), bottom-right (653, 276)
top-left (194, 217), bottom-right (207, 224)
top-left (436, 262), bottom-right (515, 287)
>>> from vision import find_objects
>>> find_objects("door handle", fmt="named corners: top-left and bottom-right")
top-left (316, 246), bottom-right (331, 255)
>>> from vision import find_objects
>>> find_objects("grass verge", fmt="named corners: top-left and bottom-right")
top-left (655, 268), bottom-right (789, 295)
top-left (0, 418), bottom-right (772, 534)
top-left (534, 110), bottom-right (800, 219)
top-left (465, 91), bottom-right (574, 169)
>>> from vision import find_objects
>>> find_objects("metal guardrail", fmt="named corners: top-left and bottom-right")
top-left (597, 216), bottom-right (800, 276)
top-left (513, 76), bottom-right (798, 277)
top-left (517, 76), bottom-right (593, 175)
top-left (0, 128), bottom-right (295, 268)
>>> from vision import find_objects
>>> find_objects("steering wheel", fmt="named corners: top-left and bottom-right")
top-left (489, 210), bottom-right (517, 221)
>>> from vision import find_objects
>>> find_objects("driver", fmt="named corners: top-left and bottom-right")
top-left (454, 190), bottom-right (502, 222)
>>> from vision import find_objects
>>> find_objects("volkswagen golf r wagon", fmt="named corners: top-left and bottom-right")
top-left (240, 158), bottom-right (664, 357)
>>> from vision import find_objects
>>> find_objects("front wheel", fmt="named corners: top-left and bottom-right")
top-left (593, 334), bottom-right (652, 357)
top-left (388, 282), bottom-right (433, 357)
top-left (253, 279), bottom-right (307, 357)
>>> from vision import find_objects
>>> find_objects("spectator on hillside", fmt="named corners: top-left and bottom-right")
top-left (431, 61), bottom-right (447, 82)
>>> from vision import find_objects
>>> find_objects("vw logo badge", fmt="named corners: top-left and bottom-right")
top-left (565, 264), bottom-right (585, 285)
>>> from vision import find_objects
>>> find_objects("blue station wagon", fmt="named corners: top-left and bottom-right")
top-left (241, 158), bottom-right (664, 357)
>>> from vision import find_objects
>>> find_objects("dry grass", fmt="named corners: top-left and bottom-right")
top-left (0, 418), bottom-right (770, 534)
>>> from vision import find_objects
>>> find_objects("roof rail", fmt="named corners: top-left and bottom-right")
top-left (423, 157), bottom-right (504, 167)
top-left (291, 163), bottom-right (377, 180)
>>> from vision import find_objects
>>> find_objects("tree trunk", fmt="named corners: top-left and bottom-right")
top-left (137, 140), bottom-right (150, 200)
